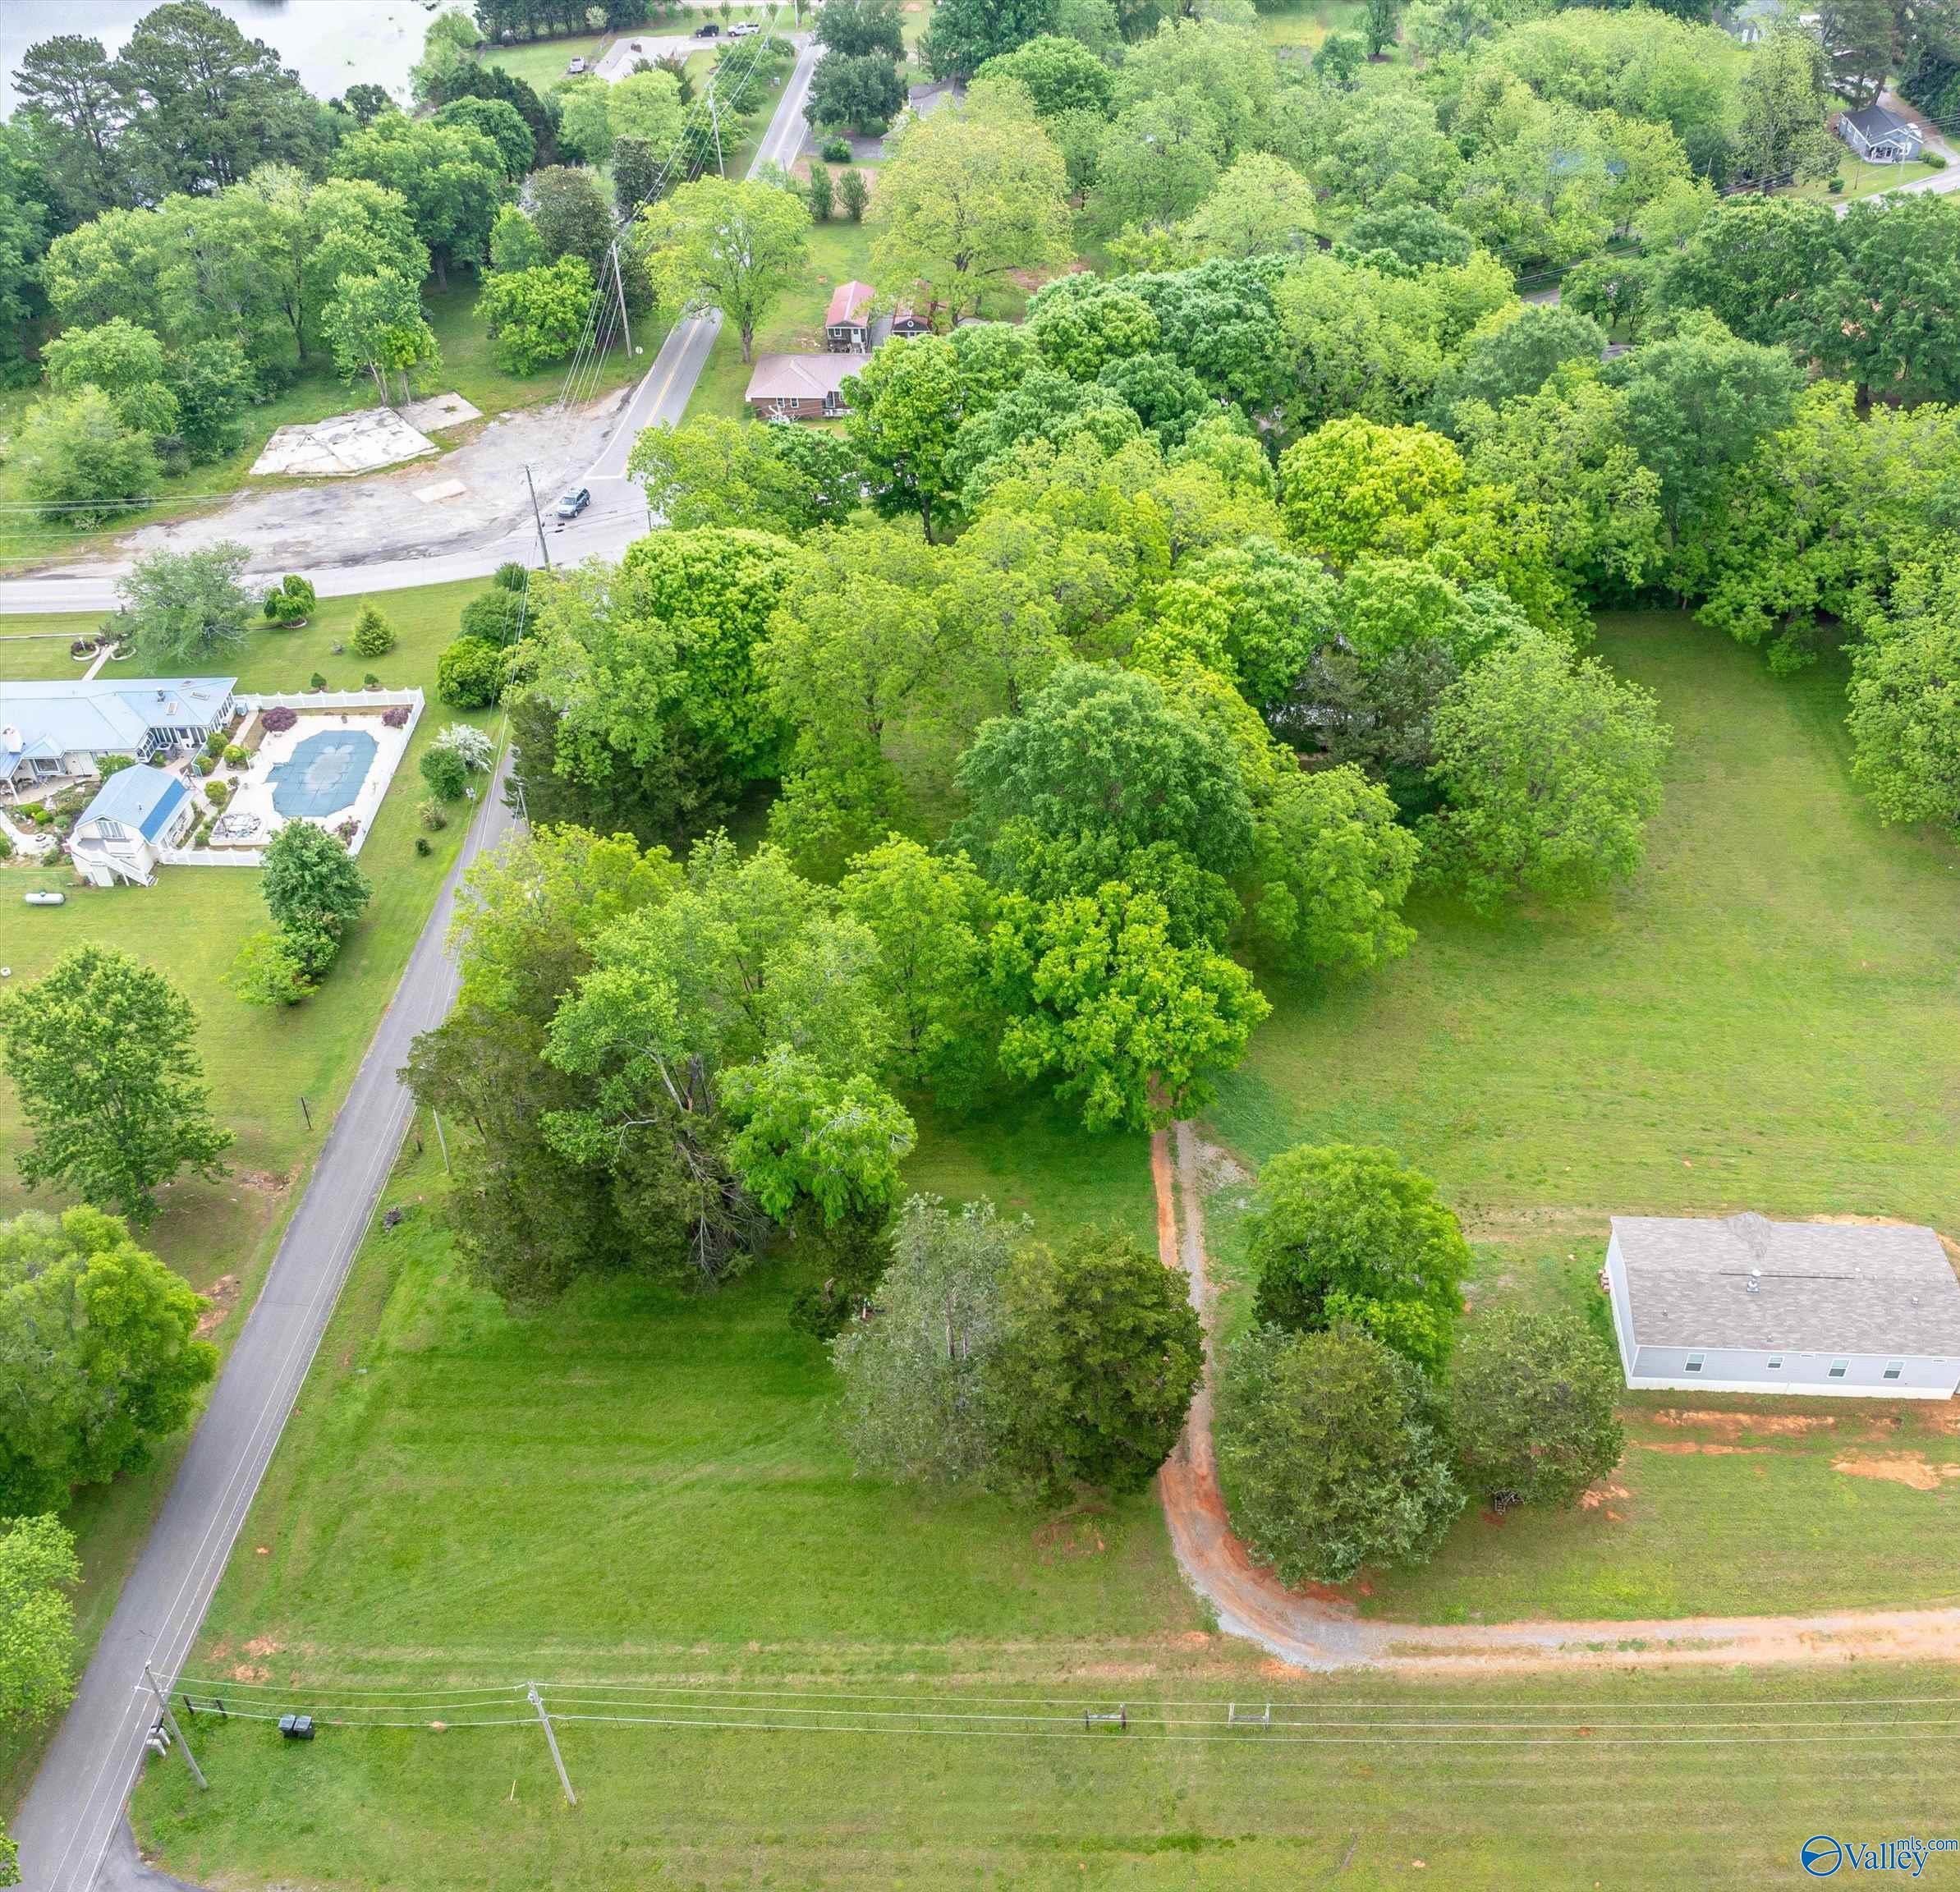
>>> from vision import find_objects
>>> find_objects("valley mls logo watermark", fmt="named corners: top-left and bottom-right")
top-left (1802, 1834), bottom-right (1958, 1877)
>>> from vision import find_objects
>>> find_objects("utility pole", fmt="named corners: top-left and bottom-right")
top-left (145, 1663), bottom-right (208, 1790)
top-left (430, 1109), bottom-right (450, 1173)
top-left (609, 241), bottom-right (633, 359)
top-left (709, 89), bottom-right (725, 178)
top-left (524, 465), bottom-right (551, 570)
top-left (527, 1683), bottom-right (576, 1807)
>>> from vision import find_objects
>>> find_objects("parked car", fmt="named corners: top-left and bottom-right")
top-left (567, 55), bottom-right (586, 72)
top-left (729, 20), bottom-right (760, 33)
top-left (695, 21), bottom-right (721, 34)
top-left (555, 487), bottom-right (591, 520)
top-left (23, 889), bottom-right (65, 906)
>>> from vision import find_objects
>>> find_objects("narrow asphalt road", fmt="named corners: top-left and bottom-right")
top-left (11, 766), bottom-right (516, 1892)
top-left (0, 33), bottom-right (820, 620)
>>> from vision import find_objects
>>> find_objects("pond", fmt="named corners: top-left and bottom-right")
top-left (2, 2), bottom-right (437, 115)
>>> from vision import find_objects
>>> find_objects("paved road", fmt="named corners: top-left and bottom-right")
top-left (0, 34), bottom-right (819, 620)
top-left (10, 767), bottom-right (516, 1892)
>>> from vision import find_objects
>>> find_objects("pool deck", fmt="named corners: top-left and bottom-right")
top-left (219, 706), bottom-right (411, 856)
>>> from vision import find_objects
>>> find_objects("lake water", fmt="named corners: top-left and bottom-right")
top-left (1, 1), bottom-right (438, 116)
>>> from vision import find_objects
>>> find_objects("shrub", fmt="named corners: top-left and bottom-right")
top-left (382, 704), bottom-right (411, 730)
top-left (806, 161), bottom-right (833, 221)
top-left (308, 672), bottom-right (327, 692)
top-left (418, 798), bottom-right (448, 831)
top-left (336, 817), bottom-right (360, 843)
top-left (0, 832), bottom-right (12, 861)
top-left (260, 705), bottom-right (297, 734)
top-left (223, 743), bottom-right (247, 766)
top-left (226, 929), bottom-right (314, 1007)
top-left (97, 753), bottom-right (135, 778)
top-left (436, 722), bottom-right (494, 771)
top-left (820, 135), bottom-right (852, 163)
top-left (262, 575), bottom-right (314, 626)
top-left (204, 779), bottom-right (229, 807)
top-left (494, 560), bottom-right (528, 591)
top-left (1828, 175), bottom-right (1845, 193)
top-left (191, 755), bottom-right (213, 776)
top-left (415, 834), bottom-right (434, 856)
top-left (349, 600), bottom-right (395, 659)
top-left (420, 745), bottom-right (469, 801)
top-left (204, 731), bottom-right (227, 759)
top-left (461, 588), bottom-right (526, 648)
top-left (436, 635), bottom-right (505, 709)
top-left (837, 168), bottom-right (870, 222)
top-left (1927, 151), bottom-right (1949, 170)
top-left (363, 673), bottom-right (382, 691)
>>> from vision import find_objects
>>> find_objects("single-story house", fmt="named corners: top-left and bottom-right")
top-left (1838, 103), bottom-right (1926, 163)
top-left (824, 280), bottom-right (878, 351)
top-left (1606, 1212), bottom-right (1960, 1398)
top-left (1, 677), bottom-right (236, 801)
top-left (745, 353), bottom-right (854, 421)
top-left (67, 765), bottom-right (195, 888)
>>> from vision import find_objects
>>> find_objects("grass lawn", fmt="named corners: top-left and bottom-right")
top-left (1783, 155), bottom-right (1945, 204)
top-left (0, 283), bottom-right (640, 576)
top-left (1199, 610), bottom-right (1960, 1620)
top-left (473, 5), bottom-right (783, 90)
top-left (0, 576), bottom-right (497, 1818)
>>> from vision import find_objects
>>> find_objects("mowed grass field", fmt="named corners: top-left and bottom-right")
top-left (0, 577), bottom-right (494, 1814)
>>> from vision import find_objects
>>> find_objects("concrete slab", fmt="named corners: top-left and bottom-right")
top-left (414, 479), bottom-right (469, 504)
top-left (397, 392), bottom-right (482, 434)
top-left (250, 407), bottom-right (438, 478)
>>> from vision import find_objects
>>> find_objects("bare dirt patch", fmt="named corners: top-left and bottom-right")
top-left (1034, 1512), bottom-right (1109, 1561)
top-left (1650, 1409), bottom-right (1836, 1437)
top-left (1833, 1453), bottom-right (1960, 1491)
top-left (1636, 1441), bottom-right (1767, 1457)
top-left (1579, 1480), bottom-right (1632, 1512)
top-left (195, 1273), bottom-right (239, 1338)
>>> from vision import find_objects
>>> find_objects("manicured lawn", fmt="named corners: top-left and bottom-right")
top-left (1782, 156), bottom-right (1945, 204)
top-left (0, 577), bottom-right (495, 1818)
top-left (0, 283), bottom-right (640, 575)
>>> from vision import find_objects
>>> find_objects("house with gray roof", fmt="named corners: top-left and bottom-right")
top-left (67, 765), bottom-right (197, 888)
top-left (1, 677), bottom-right (236, 802)
top-left (1837, 103), bottom-right (1926, 164)
top-left (1607, 1213), bottom-right (1960, 1398)
top-left (744, 353), bottom-right (855, 421)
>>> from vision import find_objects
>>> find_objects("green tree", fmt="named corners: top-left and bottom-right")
top-left (434, 95), bottom-right (534, 182)
top-left (1247, 767), bottom-right (1420, 979)
top-left (260, 820), bottom-right (372, 978)
top-left (1180, 151), bottom-right (1320, 261)
top-left (116, 543), bottom-right (251, 673)
top-left (0, 1208), bottom-right (216, 1513)
top-left (955, 662), bottom-right (1256, 880)
top-left (1090, 94), bottom-right (1225, 236)
top-left (40, 316), bottom-right (177, 437)
top-left (842, 333), bottom-right (970, 540)
top-left (831, 1195), bottom-right (1021, 1486)
top-left (13, 386), bottom-right (160, 528)
top-left (489, 203), bottom-right (546, 274)
top-left (841, 837), bottom-right (998, 1106)
top-left (1733, 25), bottom-right (1839, 188)
top-left (606, 67), bottom-right (686, 152)
top-left (870, 88), bottom-right (1072, 319)
top-left (1216, 1325), bottom-right (1462, 1586)
top-left (1848, 593), bottom-right (1960, 826)
top-left (637, 175), bottom-right (810, 363)
top-left (225, 929), bottom-right (315, 1008)
top-left (349, 599), bottom-right (396, 658)
top-left (837, 166), bottom-right (871, 223)
top-left (805, 159), bottom-right (834, 223)
top-left (0, 946), bottom-right (232, 1228)
top-left (924, 0), bottom-right (1059, 76)
top-left (1278, 417), bottom-right (1465, 567)
top-left (332, 111), bottom-right (505, 287)
top-left (413, 7), bottom-right (486, 107)
top-left (421, 743), bottom-right (469, 801)
top-left (0, 1513), bottom-right (79, 1728)
top-left (1834, 195), bottom-right (1960, 405)
top-left (975, 34), bottom-right (1115, 117)
top-left (808, 52), bottom-right (909, 134)
top-left (1448, 1299), bottom-right (1626, 1510)
top-left (1425, 306), bottom-right (1609, 436)
top-left (628, 414), bottom-right (861, 535)
top-left (1364, 0), bottom-right (1401, 57)
top-left (990, 879), bottom-right (1269, 1132)
top-left (11, 34), bottom-right (124, 223)
top-left (1246, 1142), bottom-right (1469, 1376)
top-left (530, 164), bottom-right (616, 273)
top-left (817, 0), bottom-right (908, 58)
top-left (993, 1224), bottom-right (1202, 1498)
top-left (1425, 629), bottom-right (1672, 909)
top-left (722, 1046), bottom-right (916, 1224)
top-left (479, 255), bottom-right (594, 373)
top-left (321, 268), bottom-right (441, 406)
top-left (613, 136), bottom-right (660, 220)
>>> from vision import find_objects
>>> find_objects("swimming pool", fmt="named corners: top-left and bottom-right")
top-left (268, 729), bottom-right (379, 819)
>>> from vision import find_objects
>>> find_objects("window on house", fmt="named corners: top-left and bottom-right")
top-left (1829, 1359), bottom-right (1849, 1379)
top-left (1884, 1361), bottom-right (1904, 1381)
top-left (1767, 1357), bottom-right (1783, 1371)
top-left (1685, 1352), bottom-right (1704, 1373)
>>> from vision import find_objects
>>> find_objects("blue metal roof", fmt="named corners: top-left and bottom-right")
top-left (78, 765), bottom-right (189, 843)
top-left (0, 677), bottom-right (235, 771)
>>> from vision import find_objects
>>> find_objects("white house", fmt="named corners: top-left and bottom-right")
top-left (67, 765), bottom-right (196, 888)
top-left (1837, 104), bottom-right (1926, 164)
top-left (1, 677), bottom-right (236, 801)
top-left (1606, 1213), bottom-right (1960, 1398)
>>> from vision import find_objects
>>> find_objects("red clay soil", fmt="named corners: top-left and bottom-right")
top-left (1150, 1123), bottom-right (1960, 1674)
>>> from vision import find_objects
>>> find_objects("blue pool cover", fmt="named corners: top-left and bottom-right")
top-left (268, 728), bottom-right (378, 819)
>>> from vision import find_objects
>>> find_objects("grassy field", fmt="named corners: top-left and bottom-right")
top-left (0, 577), bottom-right (496, 1816)
top-left (0, 284), bottom-right (640, 575)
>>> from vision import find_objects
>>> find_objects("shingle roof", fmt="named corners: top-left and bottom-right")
top-left (76, 765), bottom-right (188, 843)
top-left (1843, 104), bottom-right (1915, 141)
top-left (745, 353), bottom-right (855, 401)
top-left (825, 280), bottom-right (875, 328)
top-left (1613, 1214), bottom-right (1960, 1356)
